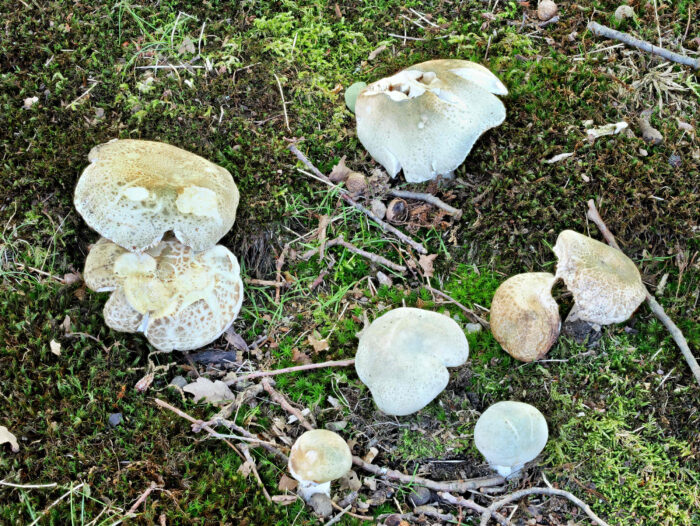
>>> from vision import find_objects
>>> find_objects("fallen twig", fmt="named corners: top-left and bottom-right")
top-left (388, 189), bottom-right (463, 218)
top-left (274, 243), bottom-right (291, 303)
top-left (288, 144), bottom-right (427, 254)
top-left (479, 486), bottom-right (610, 526)
top-left (301, 235), bottom-right (407, 272)
top-left (127, 481), bottom-right (159, 516)
top-left (261, 378), bottom-right (315, 431)
top-left (154, 398), bottom-right (272, 502)
top-left (586, 200), bottom-right (700, 386)
top-left (352, 455), bottom-right (505, 493)
top-left (227, 359), bottom-right (356, 385)
top-left (425, 285), bottom-right (490, 329)
top-left (587, 22), bottom-right (699, 70)
top-left (274, 73), bottom-right (291, 132)
top-left (439, 492), bottom-right (509, 526)
top-left (246, 278), bottom-right (290, 288)
top-left (324, 505), bottom-right (352, 526)
top-left (0, 480), bottom-right (58, 489)
top-left (330, 501), bottom-right (373, 521)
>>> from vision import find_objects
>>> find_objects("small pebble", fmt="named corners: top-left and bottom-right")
top-left (537, 0), bottom-right (558, 21)
top-left (170, 375), bottom-right (188, 388)
top-left (668, 153), bottom-right (682, 169)
top-left (465, 323), bottom-right (482, 334)
top-left (376, 271), bottom-right (393, 287)
top-left (108, 413), bottom-right (123, 428)
top-left (614, 5), bottom-right (635, 21)
top-left (408, 485), bottom-right (432, 506)
top-left (308, 493), bottom-right (333, 517)
top-left (371, 199), bottom-right (387, 220)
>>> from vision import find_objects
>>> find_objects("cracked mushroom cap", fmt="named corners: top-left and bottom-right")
top-left (288, 430), bottom-right (353, 484)
top-left (84, 236), bottom-right (243, 351)
top-left (355, 307), bottom-right (469, 416)
top-left (474, 401), bottom-right (548, 478)
top-left (490, 273), bottom-right (560, 362)
top-left (75, 139), bottom-right (239, 252)
top-left (355, 59), bottom-right (507, 183)
top-left (553, 230), bottom-right (646, 325)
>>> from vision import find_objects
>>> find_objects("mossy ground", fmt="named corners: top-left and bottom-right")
top-left (1, 1), bottom-right (698, 524)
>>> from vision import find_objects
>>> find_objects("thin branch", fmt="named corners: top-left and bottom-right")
top-left (424, 285), bottom-right (490, 329)
top-left (388, 33), bottom-right (449, 41)
top-left (0, 480), bottom-right (58, 489)
top-left (324, 505), bottom-right (352, 526)
top-left (586, 200), bottom-right (700, 386)
top-left (479, 487), bottom-right (610, 526)
top-left (288, 144), bottom-right (427, 254)
top-left (154, 399), bottom-right (272, 502)
top-left (274, 243), bottom-right (291, 303)
top-left (438, 492), bottom-right (509, 526)
top-left (388, 189), bottom-right (463, 218)
top-left (301, 235), bottom-right (407, 272)
top-left (274, 73), bottom-right (291, 133)
top-left (261, 378), bottom-right (315, 431)
top-left (227, 359), bottom-right (356, 385)
top-left (126, 481), bottom-right (159, 516)
top-left (587, 22), bottom-right (699, 70)
top-left (352, 455), bottom-right (505, 493)
top-left (330, 501), bottom-right (373, 521)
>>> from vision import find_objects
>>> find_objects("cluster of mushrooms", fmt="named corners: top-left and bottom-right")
top-left (491, 230), bottom-right (646, 362)
top-left (72, 60), bottom-right (645, 512)
top-left (74, 139), bottom-right (244, 352)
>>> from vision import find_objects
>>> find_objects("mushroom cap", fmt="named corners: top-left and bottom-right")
top-left (553, 230), bottom-right (646, 325)
top-left (474, 401), bottom-right (548, 477)
top-left (490, 273), bottom-right (560, 362)
top-left (84, 236), bottom-right (244, 351)
top-left (288, 430), bottom-right (352, 484)
top-left (75, 139), bottom-right (239, 252)
top-left (355, 59), bottom-right (507, 183)
top-left (355, 307), bottom-right (469, 416)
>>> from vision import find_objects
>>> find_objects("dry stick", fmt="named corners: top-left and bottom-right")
top-left (438, 492), bottom-right (509, 526)
top-left (330, 501), bottom-right (373, 522)
top-left (587, 22), bottom-right (700, 70)
top-left (586, 200), bottom-right (700, 386)
top-left (425, 285), bottom-right (490, 329)
top-left (288, 144), bottom-right (427, 254)
top-left (126, 481), bottom-right (159, 516)
top-left (274, 243), bottom-right (291, 303)
top-left (154, 399), bottom-right (272, 503)
top-left (479, 487), bottom-right (610, 526)
top-left (324, 505), bottom-right (353, 526)
top-left (246, 278), bottom-right (290, 288)
top-left (302, 236), bottom-right (407, 272)
top-left (388, 189), bottom-right (463, 218)
top-left (227, 359), bottom-right (356, 385)
top-left (261, 378), bottom-right (315, 431)
top-left (273, 73), bottom-right (291, 132)
top-left (0, 480), bottom-right (58, 489)
top-left (318, 214), bottom-right (331, 260)
top-left (352, 455), bottom-right (505, 493)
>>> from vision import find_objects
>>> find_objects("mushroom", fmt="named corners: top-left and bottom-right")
top-left (288, 430), bottom-right (352, 501)
top-left (490, 273), bottom-right (560, 362)
top-left (75, 139), bottom-right (239, 252)
top-left (84, 236), bottom-right (244, 351)
top-left (355, 59), bottom-right (507, 183)
top-left (553, 230), bottom-right (646, 325)
top-left (355, 308), bottom-right (469, 416)
top-left (474, 401), bottom-right (548, 478)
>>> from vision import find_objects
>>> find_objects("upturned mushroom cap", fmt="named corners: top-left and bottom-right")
top-left (84, 236), bottom-right (243, 351)
top-left (474, 401), bottom-right (548, 478)
top-left (355, 59), bottom-right (507, 183)
top-left (490, 273), bottom-right (560, 362)
top-left (355, 307), bottom-right (469, 416)
top-left (289, 430), bottom-right (352, 484)
top-left (553, 230), bottom-right (646, 325)
top-left (75, 139), bottom-right (239, 252)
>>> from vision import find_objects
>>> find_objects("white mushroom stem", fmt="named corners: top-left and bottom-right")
top-left (586, 200), bottom-right (700, 386)
top-left (296, 480), bottom-right (331, 501)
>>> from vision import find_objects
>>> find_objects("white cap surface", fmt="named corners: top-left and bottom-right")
top-left (75, 139), bottom-right (239, 252)
top-left (490, 273), bottom-right (560, 362)
top-left (355, 59), bottom-right (507, 183)
top-left (355, 307), bottom-right (469, 416)
top-left (288, 430), bottom-right (352, 484)
top-left (474, 401), bottom-right (548, 477)
top-left (553, 230), bottom-right (646, 325)
top-left (84, 236), bottom-right (243, 351)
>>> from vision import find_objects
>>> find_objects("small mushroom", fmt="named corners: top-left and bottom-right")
top-left (288, 430), bottom-right (352, 501)
top-left (639, 117), bottom-right (664, 145)
top-left (355, 308), bottom-right (469, 416)
top-left (474, 401), bottom-right (548, 478)
top-left (537, 0), bottom-right (558, 21)
top-left (490, 273), bottom-right (560, 362)
top-left (75, 139), bottom-right (239, 252)
top-left (385, 198), bottom-right (407, 222)
top-left (355, 59), bottom-right (507, 183)
top-left (553, 230), bottom-right (646, 325)
top-left (344, 81), bottom-right (367, 113)
top-left (614, 5), bottom-right (635, 21)
top-left (84, 236), bottom-right (244, 351)
top-left (345, 172), bottom-right (367, 194)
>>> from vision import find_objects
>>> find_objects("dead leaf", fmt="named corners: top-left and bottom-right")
top-left (271, 494), bottom-right (298, 505)
top-left (237, 460), bottom-right (254, 477)
top-left (307, 331), bottom-right (329, 353)
top-left (418, 254), bottom-right (438, 278)
top-left (278, 474), bottom-right (298, 491)
top-left (62, 272), bottom-right (81, 285)
top-left (0, 426), bottom-right (19, 452)
top-left (363, 447), bottom-right (379, 464)
top-left (23, 96), bottom-right (38, 109)
top-left (368, 44), bottom-right (387, 61)
top-left (134, 373), bottom-right (155, 393)
top-left (292, 348), bottom-right (312, 365)
top-left (224, 328), bottom-right (249, 352)
top-left (183, 377), bottom-right (235, 405)
top-left (49, 339), bottom-right (61, 356)
top-left (60, 315), bottom-right (72, 333)
top-left (544, 152), bottom-right (574, 164)
top-left (177, 36), bottom-right (195, 55)
top-left (677, 119), bottom-right (695, 135)
top-left (329, 156), bottom-right (352, 183)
